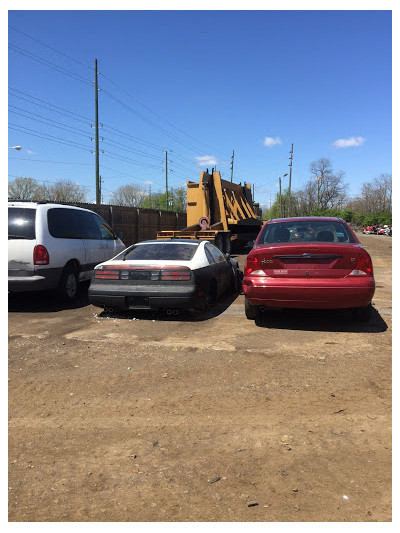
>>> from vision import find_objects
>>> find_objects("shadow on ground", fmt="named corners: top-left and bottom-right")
top-left (96, 292), bottom-right (240, 322)
top-left (253, 306), bottom-right (387, 333)
top-left (8, 281), bottom-right (91, 313)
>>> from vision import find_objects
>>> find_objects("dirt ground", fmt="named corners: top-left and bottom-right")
top-left (8, 232), bottom-right (392, 522)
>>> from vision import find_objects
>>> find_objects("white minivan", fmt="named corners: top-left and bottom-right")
top-left (8, 201), bottom-right (125, 300)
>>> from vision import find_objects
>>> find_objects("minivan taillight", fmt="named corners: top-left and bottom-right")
top-left (349, 252), bottom-right (373, 276)
top-left (34, 245), bottom-right (49, 265)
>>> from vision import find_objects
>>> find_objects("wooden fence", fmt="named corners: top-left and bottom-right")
top-left (75, 203), bottom-right (187, 247)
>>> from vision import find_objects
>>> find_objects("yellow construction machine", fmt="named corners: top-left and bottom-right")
top-left (157, 169), bottom-right (262, 253)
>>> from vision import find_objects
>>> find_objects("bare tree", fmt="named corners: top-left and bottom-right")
top-left (308, 158), bottom-right (349, 210)
top-left (36, 180), bottom-right (88, 202)
top-left (110, 184), bottom-right (148, 207)
top-left (8, 177), bottom-right (39, 200)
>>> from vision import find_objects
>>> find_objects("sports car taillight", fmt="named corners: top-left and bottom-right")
top-left (160, 266), bottom-right (191, 281)
top-left (94, 269), bottom-right (120, 280)
top-left (33, 245), bottom-right (49, 265)
top-left (349, 252), bottom-right (374, 276)
top-left (244, 253), bottom-right (266, 276)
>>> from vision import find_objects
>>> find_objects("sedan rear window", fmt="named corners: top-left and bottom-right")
top-left (119, 243), bottom-right (198, 261)
top-left (8, 208), bottom-right (36, 239)
top-left (260, 221), bottom-right (356, 244)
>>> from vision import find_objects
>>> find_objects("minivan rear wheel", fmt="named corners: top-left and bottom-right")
top-left (56, 265), bottom-right (78, 301)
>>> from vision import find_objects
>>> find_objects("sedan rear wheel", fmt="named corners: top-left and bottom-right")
top-left (352, 303), bottom-right (372, 323)
top-left (245, 297), bottom-right (260, 320)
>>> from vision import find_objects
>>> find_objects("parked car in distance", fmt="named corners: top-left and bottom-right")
top-left (88, 239), bottom-right (241, 314)
top-left (243, 217), bottom-right (375, 322)
top-left (8, 201), bottom-right (125, 300)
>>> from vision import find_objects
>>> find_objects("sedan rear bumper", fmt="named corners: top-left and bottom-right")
top-left (243, 276), bottom-right (375, 309)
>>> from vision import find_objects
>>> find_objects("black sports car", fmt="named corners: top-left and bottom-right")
top-left (88, 239), bottom-right (241, 313)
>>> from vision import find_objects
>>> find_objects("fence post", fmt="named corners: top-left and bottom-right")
top-left (136, 208), bottom-right (140, 243)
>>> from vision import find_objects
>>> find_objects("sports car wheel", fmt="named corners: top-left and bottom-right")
top-left (245, 297), bottom-right (260, 320)
top-left (203, 284), bottom-right (217, 312)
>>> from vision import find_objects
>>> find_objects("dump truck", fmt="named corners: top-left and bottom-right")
top-left (157, 169), bottom-right (262, 253)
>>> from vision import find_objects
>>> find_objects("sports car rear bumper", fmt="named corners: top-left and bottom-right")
top-left (88, 281), bottom-right (204, 311)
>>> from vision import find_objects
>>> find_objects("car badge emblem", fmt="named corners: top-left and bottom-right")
top-left (302, 253), bottom-right (312, 258)
top-left (305, 271), bottom-right (310, 276)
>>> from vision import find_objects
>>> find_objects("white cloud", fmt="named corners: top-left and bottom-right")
top-left (195, 155), bottom-right (218, 167)
top-left (26, 150), bottom-right (36, 155)
top-left (263, 137), bottom-right (282, 147)
top-left (332, 136), bottom-right (365, 148)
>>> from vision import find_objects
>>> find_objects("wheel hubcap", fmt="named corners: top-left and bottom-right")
top-left (66, 273), bottom-right (77, 298)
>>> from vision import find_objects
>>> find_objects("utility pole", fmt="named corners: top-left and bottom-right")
top-left (165, 150), bottom-right (169, 211)
top-left (230, 150), bottom-right (235, 182)
top-left (288, 143), bottom-right (293, 216)
top-left (279, 173), bottom-right (288, 218)
top-left (94, 59), bottom-right (100, 204)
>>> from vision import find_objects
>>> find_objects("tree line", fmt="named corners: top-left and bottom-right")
top-left (263, 158), bottom-right (392, 227)
top-left (8, 158), bottom-right (392, 225)
top-left (8, 177), bottom-right (187, 212)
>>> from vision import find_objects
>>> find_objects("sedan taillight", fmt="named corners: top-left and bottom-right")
top-left (244, 253), bottom-right (266, 276)
top-left (349, 252), bottom-right (374, 276)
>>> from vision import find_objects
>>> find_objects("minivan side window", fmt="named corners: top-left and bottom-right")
top-left (78, 211), bottom-right (102, 240)
top-left (47, 208), bottom-right (82, 239)
top-left (96, 217), bottom-right (115, 240)
top-left (78, 211), bottom-right (115, 240)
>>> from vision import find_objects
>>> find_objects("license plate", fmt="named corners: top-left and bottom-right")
top-left (127, 296), bottom-right (150, 308)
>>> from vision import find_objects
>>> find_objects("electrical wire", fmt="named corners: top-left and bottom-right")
top-left (8, 25), bottom-right (93, 71)
top-left (8, 43), bottom-right (92, 86)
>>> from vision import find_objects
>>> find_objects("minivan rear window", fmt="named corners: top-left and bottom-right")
top-left (8, 208), bottom-right (36, 240)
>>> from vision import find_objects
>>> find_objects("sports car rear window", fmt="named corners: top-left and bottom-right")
top-left (260, 221), bottom-right (356, 244)
top-left (120, 243), bottom-right (198, 261)
top-left (8, 208), bottom-right (36, 239)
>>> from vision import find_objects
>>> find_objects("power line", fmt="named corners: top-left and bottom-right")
top-left (9, 87), bottom-right (92, 123)
top-left (9, 106), bottom-right (91, 138)
top-left (8, 157), bottom-right (92, 166)
top-left (9, 123), bottom-right (92, 151)
top-left (8, 25), bottom-right (93, 71)
top-left (8, 43), bottom-right (92, 86)
top-left (101, 71), bottom-right (228, 157)
top-left (101, 88), bottom-right (228, 157)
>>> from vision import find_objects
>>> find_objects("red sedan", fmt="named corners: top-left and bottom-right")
top-left (243, 217), bottom-right (375, 322)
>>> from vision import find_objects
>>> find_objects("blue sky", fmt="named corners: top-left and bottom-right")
top-left (7, 7), bottom-right (392, 207)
